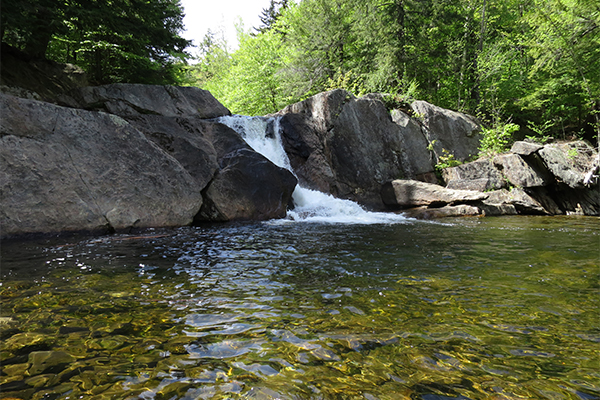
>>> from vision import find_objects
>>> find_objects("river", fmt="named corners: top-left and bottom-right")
top-left (0, 117), bottom-right (598, 400)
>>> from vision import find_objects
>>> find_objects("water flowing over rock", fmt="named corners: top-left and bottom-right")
top-left (277, 90), bottom-right (442, 209)
top-left (275, 90), bottom-right (488, 209)
top-left (0, 86), bottom-right (297, 237)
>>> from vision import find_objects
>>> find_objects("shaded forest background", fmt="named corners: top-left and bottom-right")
top-left (2, 0), bottom-right (599, 148)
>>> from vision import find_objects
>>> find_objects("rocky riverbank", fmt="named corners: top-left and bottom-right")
top-left (1, 55), bottom-right (598, 238)
top-left (382, 140), bottom-right (599, 218)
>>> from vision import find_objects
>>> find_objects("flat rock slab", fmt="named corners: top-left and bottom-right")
top-left (402, 204), bottom-right (482, 219)
top-left (510, 141), bottom-right (543, 156)
top-left (381, 179), bottom-right (487, 208)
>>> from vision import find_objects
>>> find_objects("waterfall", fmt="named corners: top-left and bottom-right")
top-left (218, 115), bottom-right (408, 224)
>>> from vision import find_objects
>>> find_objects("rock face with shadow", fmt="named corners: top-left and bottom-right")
top-left (276, 89), bottom-right (482, 209)
top-left (0, 84), bottom-right (297, 238)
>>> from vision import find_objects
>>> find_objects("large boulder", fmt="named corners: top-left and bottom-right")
top-left (389, 109), bottom-right (435, 181)
top-left (277, 90), bottom-right (437, 209)
top-left (538, 142), bottom-right (596, 189)
top-left (492, 153), bottom-right (553, 188)
top-left (126, 115), bottom-right (297, 223)
top-left (1, 86), bottom-right (299, 237)
top-left (411, 100), bottom-right (482, 162)
top-left (197, 148), bottom-right (298, 222)
top-left (126, 116), bottom-right (220, 190)
top-left (60, 83), bottom-right (230, 119)
top-left (442, 158), bottom-right (506, 191)
top-left (0, 94), bottom-right (203, 237)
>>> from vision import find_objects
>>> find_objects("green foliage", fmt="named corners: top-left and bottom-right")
top-left (196, 24), bottom-right (295, 115)
top-left (525, 120), bottom-right (555, 144)
top-left (479, 121), bottom-right (520, 157)
top-left (190, 0), bottom-right (598, 143)
top-left (2, 0), bottom-right (191, 85)
top-left (436, 149), bottom-right (463, 170)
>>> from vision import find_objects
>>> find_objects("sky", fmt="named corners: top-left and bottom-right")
top-left (179, 0), bottom-right (274, 55)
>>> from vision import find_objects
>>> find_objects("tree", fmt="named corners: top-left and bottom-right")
top-left (520, 0), bottom-right (599, 139)
top-left (2, 0), bottom-right (191, 84)
top-left (255, 0), bottom-right (290, 34)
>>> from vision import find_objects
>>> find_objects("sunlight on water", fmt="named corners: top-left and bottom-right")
top-left (1, 217), bottom-right (598, 399)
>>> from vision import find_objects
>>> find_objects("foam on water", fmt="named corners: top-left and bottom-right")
top-left (218, 115), bottom-right (408, 224)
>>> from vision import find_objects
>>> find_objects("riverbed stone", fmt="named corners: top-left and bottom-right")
top-left (3, 332), bottom-right (53, 354)
top-left (28, 351), bottom-right (75, 375)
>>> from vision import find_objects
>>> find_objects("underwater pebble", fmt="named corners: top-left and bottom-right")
top-left (27, 351), bottom-right (75, 375)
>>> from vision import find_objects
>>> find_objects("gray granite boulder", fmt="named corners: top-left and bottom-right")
top-left (411, 100), bottom-right (482, 162)
top-left (60, 83), bottom-right (230, 119)
top-left (277, 90), bottom-right (457, 209)
top-left (1, 94), bottom-right (203, 237)
top-left (278, 90), bottom-right (408, 208)
top-left (442, 158), bottom-right (506, 191)
top-left (493, 153), bottom-right (553, 188)
top-left (538, 142), bottom-right (596, 189)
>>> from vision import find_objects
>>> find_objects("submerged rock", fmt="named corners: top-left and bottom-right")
top-left (28, 351), bottom-right (75, 375)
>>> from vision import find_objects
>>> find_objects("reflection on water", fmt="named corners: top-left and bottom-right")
top-left (1, 216), bottom-right (599, 399)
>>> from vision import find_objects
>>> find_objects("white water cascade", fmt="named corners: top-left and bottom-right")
top-left (218, 115), bottom-right (408, 224)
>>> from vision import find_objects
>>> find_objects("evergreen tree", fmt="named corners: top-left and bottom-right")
top-left (2, 0), bottom-right (191, 84)
top-left (256, 0), bottom-right (290, 33)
